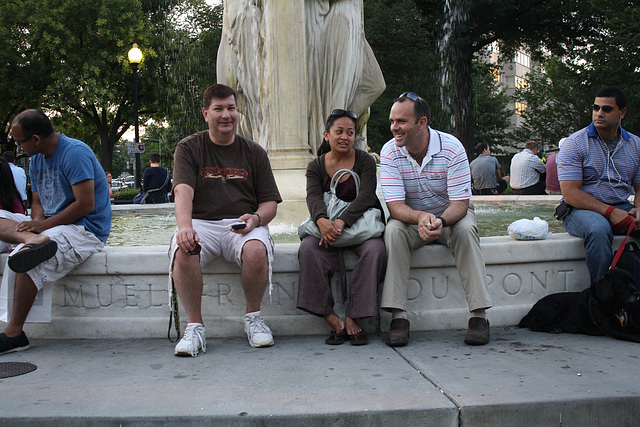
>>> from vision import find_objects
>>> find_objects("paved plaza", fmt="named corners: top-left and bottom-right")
top-left (1, 327), bottom-right (639, 426)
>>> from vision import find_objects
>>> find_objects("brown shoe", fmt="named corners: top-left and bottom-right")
top-left (348, 330), bottom-right (368, 346)
top-left (464, 317), bottom-right (490, 345)
top-left (325, 329), bottom-right (348, 345)
top-left (385, 318), bottom-right (410, 347)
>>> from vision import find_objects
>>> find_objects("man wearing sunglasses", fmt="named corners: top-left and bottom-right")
top-left (0, 109), bottom-right (111, 355)
top-left (379, 92), bottom-right (493, 347)
top-left (557, 86), bottom-right (640, 284)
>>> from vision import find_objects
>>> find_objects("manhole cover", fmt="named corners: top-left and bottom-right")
top-left (0, 362), bottom-right (37, 378)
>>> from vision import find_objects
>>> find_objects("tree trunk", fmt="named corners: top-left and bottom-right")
top-left (98, 130), bottom-right (114, 174)
top-left (453, 47), bottom-right (475, 161)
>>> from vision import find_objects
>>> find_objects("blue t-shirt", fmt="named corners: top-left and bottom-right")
top-left (29, 134), bottom-right (112, 243)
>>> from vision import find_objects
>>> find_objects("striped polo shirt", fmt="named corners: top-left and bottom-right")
top-left (557, 123), bottom-right (640, 205)
top-left (380, 127), bottom-right (471, 216)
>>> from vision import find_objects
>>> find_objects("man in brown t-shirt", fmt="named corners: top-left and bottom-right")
top-left (170, 84), bottom-right (282, 357)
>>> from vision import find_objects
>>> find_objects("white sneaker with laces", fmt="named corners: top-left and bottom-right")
top-left (174, 323), bottom-right (206, 357)
top-left (244, 312), bottom-right (274, 348)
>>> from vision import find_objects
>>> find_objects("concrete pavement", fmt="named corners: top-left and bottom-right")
top-left (1, 326), bottom-right (639, 426)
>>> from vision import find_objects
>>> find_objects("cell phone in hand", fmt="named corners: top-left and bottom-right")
top-left (231, 222), bottom-right (247, 230)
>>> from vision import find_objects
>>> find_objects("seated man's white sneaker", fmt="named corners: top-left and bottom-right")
top-left (174, 323), bottom-right (206, 357)
top-left (244, 312), bottom-right (274, 348)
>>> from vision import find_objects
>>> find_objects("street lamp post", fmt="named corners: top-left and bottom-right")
top-left (128, 43), bottom-right (143, 190)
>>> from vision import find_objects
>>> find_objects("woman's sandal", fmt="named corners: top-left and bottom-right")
top-left (325, 329), bottom-right (348, 345)
top-left (8, 241), bottom-right (58, 273)
top-left (348, 330), bottom-right (368, 346)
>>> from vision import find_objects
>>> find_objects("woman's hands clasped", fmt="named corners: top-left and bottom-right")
top-left (317, 217), bottom-right (346, 247)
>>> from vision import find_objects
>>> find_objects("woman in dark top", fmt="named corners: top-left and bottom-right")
top-left (0, 158), bottom-right (25, 214)
top-left (297, 109), bottom-right (385, 346)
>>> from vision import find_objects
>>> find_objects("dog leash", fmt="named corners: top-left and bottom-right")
top-left (610, 220), bottom-right (635, 269)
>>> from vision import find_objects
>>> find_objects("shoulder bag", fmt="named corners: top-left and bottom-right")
top-left (298, 168), bottom-right (384, 247)
top-left (134, 168), bottom-right (170, 204)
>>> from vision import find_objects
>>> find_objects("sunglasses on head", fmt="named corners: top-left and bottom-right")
top-left (593, 104), bottom-right (615, 113)
top-left (329, 109), bottom-right (358, 120)
top-left (399, 92), bottom-right (427, 118)
top-left (399, 92), bottom-right (420, 102)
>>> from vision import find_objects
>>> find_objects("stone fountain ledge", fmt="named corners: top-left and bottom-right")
top-left (2, 230), bottom-right (633, 340)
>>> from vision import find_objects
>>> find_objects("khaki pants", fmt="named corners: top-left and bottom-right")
top-left (380, 208), bottom-right (492, 313)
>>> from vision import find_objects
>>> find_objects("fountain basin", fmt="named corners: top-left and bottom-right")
top-left (108, 195), bottom-right (565, 246)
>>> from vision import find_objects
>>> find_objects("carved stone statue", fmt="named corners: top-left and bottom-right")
top-left (218, 0), bottom-right (385, 169)
top-left (305, 0), bottom-right (385, 152)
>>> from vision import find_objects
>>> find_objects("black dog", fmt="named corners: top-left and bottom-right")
top-left (519, 269), bottom-right (640, 343)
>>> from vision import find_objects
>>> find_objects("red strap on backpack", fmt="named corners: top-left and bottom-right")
top-left (610, 221), bottom-right (635, 269)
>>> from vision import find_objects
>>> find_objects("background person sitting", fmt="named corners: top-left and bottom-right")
top-left (2, 151), bottom-right (28, 208)
top-left (469, 143), bottom-right (509, 195)
top-left (510, 141), bottom-right (547, 195)
top-left (105, 171), bottom-right (120, 198)
top-left (0, 158), bottom-right (25, 216)
top-left (545, 138), bottom-right (566, 195)
top-left (141, 153), bottom-right (171, 204)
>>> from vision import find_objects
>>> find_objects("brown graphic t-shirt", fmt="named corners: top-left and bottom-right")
top-left (172, 131), bottom-right (282, 220)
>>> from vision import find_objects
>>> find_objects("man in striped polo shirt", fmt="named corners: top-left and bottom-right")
top-left (379, 92), bottom-right (493, 347)
top-left (509, 140), bottom-right (547, 195)
top-left (557, 86), bottom-right (640, 284)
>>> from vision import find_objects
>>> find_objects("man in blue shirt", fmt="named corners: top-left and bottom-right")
top-left (558, 87), bottom-right (640, 283)
top-left (0, 109), bottom-right (111, 355)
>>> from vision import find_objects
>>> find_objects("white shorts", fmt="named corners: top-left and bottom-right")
top-left (168, 218), bottom-right (274, 269)
top-left (0, 211), bottom-right (104, 290)
top-left (168, 218), bottom-right (275, 299)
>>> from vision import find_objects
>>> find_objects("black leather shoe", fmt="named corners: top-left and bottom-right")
top-left (464, 317), bottom-right (490, 345)
top-left (385, 318), bottom-right (410, 347)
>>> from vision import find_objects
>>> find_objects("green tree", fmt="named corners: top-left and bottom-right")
top-left (511, 58), bottom-right (592, 150)
top-left (512, 0), bottom-right (640, 147)
top-left (472, 62), bottom-right (511, 151)
top-left (412, 0), bottom-right (600, 159)
top-left (364, 0), bottom-right (444, 153)
top-left (0, 0), bottom-right (59, 150)
top-left (41, 0), bottom-right (164, 172)
top-left (145, 1), bottom-right (223, 165)
top-left (0, 0), bottom-right (219, 174)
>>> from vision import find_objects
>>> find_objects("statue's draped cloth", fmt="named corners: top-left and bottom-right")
top-left (218, 0), bottom-right (385, 162)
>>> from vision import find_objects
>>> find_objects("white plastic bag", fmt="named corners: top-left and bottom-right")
top-left (508, 217), bottom-right (552, 240)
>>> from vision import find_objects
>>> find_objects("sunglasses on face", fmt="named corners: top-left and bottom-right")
top-left (593, 104), bottom-right (615, 113)
top-left (329, 109), bottom-right (358, 120)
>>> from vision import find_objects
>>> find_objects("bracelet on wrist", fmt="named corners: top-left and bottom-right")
top-left (253, 212), bottom-right (263, 227)
top-left (437, 216), bottom-right (447, 228)
top-left (604, 206), bottom-right (615, 219)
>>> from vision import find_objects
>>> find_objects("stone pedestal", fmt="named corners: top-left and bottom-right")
top-left (262, 1), bottom-right (313, 170)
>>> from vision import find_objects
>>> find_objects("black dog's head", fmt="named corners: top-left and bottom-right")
top-left (592, 269), bottom-right (640, 326)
